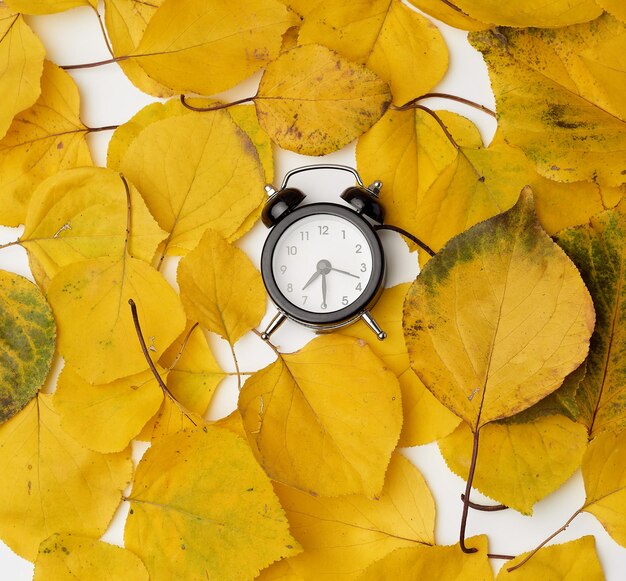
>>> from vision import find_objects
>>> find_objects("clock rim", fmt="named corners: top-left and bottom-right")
top-left (261, 203), bottom-right (386, 328)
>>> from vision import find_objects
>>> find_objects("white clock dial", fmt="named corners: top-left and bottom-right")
top-left (271, 213), bottom-right (374, 313)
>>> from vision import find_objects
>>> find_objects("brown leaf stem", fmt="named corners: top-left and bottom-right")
top-left (401, 92), bottom-right (496, 118)
top-left (230, 343), bottom-right (242, 391)
top-left (86, 124), bottom-right (120, 133)
top-left (488, 553), bottom-right (515, 560)
top-left (60, 55), bottom-right (130, 70)
top-left (392, 103), bottom-right (460, 150)
top-left (459, 426), bottom-right (481, 553)
top-left (91, 4), bottom-right (114, 58)
top-left (373, 224), bottom-right (435, 256)
top-left (461, 494), bottom-right (508, 512)
top-left (506, 509), bottom-right (582, 572)
top-left (440, 0), bottom-right (466, 14)
top-left (164, 322), bottom-right (199, 372)
top-left (179, 94), bottom-right (257, 112)
top-left (0, 240), bottom-right (20, 251)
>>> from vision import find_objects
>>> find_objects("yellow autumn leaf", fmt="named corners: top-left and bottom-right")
top-left (54, 365), bottom-right (163, 453)
top-left (499, 536), bottom-right (604, 580)
top-left (277, 0), bottom-right (317, 17)
top-left (341, 284), bottom-right (461, 446)
top-left (0, 271), bottom-right (55, 423)
top-left (125, 427), bottom-right (301, 581)
top-left (298, 0), bottom-right (448, 105)
top-left (596, 0), bottom-right (626, 23)
top-left (34, 533), bottom-right (149, 581)
top-left (118, 107), bottom-right (265, 262)
top-left (405, 0), bottom-right (490, 31)
top-left (137, 392), bottom-right (204, 442)
top-left (0, 61), bottom-right (92, 227)
top-left (159, 322), bottom-right (226, 415)
top-left (239, 335), bottom-right (402, 497)
top-left (470, 15), bottom-right (626, 187)
top-left (256, 558), bottom-right (302, 581)
top-left (47, 256), bottom-right (185, 384)
top-left (0, 7), bottom-right (45, 141)
top-left (5, 0), bottom-right (97, 14)
top-left (20, 167), bottom-right (166, 290)
top-left (439, 415), bottom-right (588, 515)
top-left (358, 536), bottom-right (493, 581)
top-left (255, 44), bottom-right (391, 155)
top-left (131, 0), bottom-right (298, 95)
top-left (581, 427), bottom-right (626, 546)
top-left (556, 203), bottom-right (626, 438)
top-left (0, 394), bottom-right (131, 560)
top-left (177, 229), bottom-right (266, 345)
top-left (403, 190), bottom-right (595, 431)
top-left (103, 0), bottom-right (174, 98)
top-left (451, 0), bottom-right (601, 27)
top-left (272, 453), bottom-right (435, 580)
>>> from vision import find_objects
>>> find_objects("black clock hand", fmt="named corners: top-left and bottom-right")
top-left (302, 270), bottom-right (321, 290)
top-left (321, 272), bottom-right (327, 309)
top-left (329, 267), bottom-right (359, 279)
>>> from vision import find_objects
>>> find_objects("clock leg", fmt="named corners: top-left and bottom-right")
top-left (260, 311), bottom-right (288, 341)
top-left (360, 310), bottom-right (386, 341)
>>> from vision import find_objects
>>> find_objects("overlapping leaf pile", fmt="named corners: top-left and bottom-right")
top-left (0, 0), bottom-right (625, 578)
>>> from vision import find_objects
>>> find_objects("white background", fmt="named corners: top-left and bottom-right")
top-left (0, 2), bottom-right (624, 578)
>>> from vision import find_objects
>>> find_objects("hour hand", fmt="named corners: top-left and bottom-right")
top-left (302, 270), bottom-right (321, 290)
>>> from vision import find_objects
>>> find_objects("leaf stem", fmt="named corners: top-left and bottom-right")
top-left (459, 427), bottom-right (481, 553)
top-left (179, 94), bottom-right (257, 112)
top-left (0, 240), bottom-right (20, 252)
top-left (230, 343), bottom-right (242, 390)
top-left (86, 124), bottom-right (120, 133)
top-left (373, 224), bottom-right (435, 257)
top-left (488, 553), bottom-right (515, 560)
top-left (506, 509), bottom-right (582, 572)
top-left (61, 55), bottom-right (129, 70)
top-left (91, 4), bottom-right (114, 58)
top-left (252, 328), bottom-right (281, 358)
top-left (394, 104), bottom-right (460, 150)
top-left (461, 494), bottom-right (508, 512)
top-left (401, 93), bottom-right (496, 118)
top-left (164, 322), bottom-right (199, 373)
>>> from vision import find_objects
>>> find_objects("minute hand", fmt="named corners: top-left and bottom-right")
top-left (329, 267), bottom-right (360, 279)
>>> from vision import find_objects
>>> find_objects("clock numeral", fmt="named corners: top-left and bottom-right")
top-left (360, 263), bottom-right (367, 272)
top-left (355, 282), bottom-right (362, 291)
top-left (287, 246), bottom-right (298, 255)
top-left (287, 283), bottom-right (293, 292)
top-left (300, 231), bottom-right (309, 241)
top-left (341, 230), bottom-right (346, 239)
top-left (302, 295), bottom-right (308, 305)
top-left (280, 265), bottom-right (287, 274)
top-left (355, 244), bottom-right (362, 254)
top-left (318, 225), bottom-right (329, 235)
top-left (342, 296), bottom-right (349, 306)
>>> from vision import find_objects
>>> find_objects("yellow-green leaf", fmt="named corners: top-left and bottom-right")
top-left (0, 271), bottom-right (55, 423)
top-left (239, 335), bottom-right (402, 497)
top-left (403, 190), bottom-right (595, 431)
top-left (451, 0), bottom-right (601, 27)
top-left (47, 256), bottom-right (185, 384)
top-left (405, 0), bottom-right (490, 31)
top-left (358, 536), bottom-right (493, 581)
top-left (5, 0), bottom-right (97, 14)
top-left (103, 0), bottom-right (174, 98)
top-left (177, 229), bottom-right (265, 345)
top-left (255, 44), bottom-right (391, 155)
top-left (439, 415), bottom-right (588, 515)
top-left (0, 61), bottom-right (92, 227)
top-left (125, 427), bottom-right (301, 581)
top-left (132, 0), bottom-right (298, 95)
top-left (0, 394), bottom-right (131, 560)
top-left (272, 453), bottom-right (435, 580)
top-left (581, 427), bottom-right (626, 546)
top-left (0, 8), bottom-right (45, 140)
top-left (557, 203), bottom-right (626, 438)
top-left (34, 533), bottom-right (149, 581)
top-left (118, 107), bottom-right (265, 261)
top-left (20, 167), bottom-right (166, 290)
top-left (54, 366), bottom-right (163, 453)
top-left (499, 536), bottom-right (604, 580)
top-left (470, 15), bottom-right (626, 187)
top-left (298, 0), bottom-right (448, 105)
top-left (341, 284), bottom-right (461, 446)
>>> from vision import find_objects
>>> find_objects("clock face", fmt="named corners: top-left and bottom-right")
top-left (261, 204), bottom-right (385, 328)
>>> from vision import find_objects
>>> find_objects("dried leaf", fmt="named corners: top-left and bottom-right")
top-left (557, 203), bottom-right (626, 437)
top-left (255, 44), bottom-right (391, 155)
top-left (0, 271), bottom-right (55, 423)
top-left (341, 284), bottom-right (461, 446)
top-left (450, 0), bottom-right (601, 27)
top-left (125, 428), bottom-right (301, 581)
top-left (272, 453), bottom-right (435, 580)
top-left (405, 0), bottom-right (490, 31)
top-left (470, 15), bottom-right (626, 187)
top-left (439, 415), bottom-right (588, 515)
top-left (132, 0), bottom-right (298, 95)
top-left (0, 394), bottom-right (131, 560)
top-left (20, 167), bottom-right (166, 290)
top-left (357, 536), bottom-right (492, 581)
top-left (0, 61), bottom-right (92, 227)
top-left (34, 533), bottom-right (149, 581)
top-left (238, 335), bottom-right (402, 497)
top-left (298, 0), bottom-right (448, 104)
top-left (47, 256), bottom-right (185, 384)
top-left (403, 190), bottom-right (595, 431)
top-left (4, 0), bottom-right (97, 14)
top-left (0, 7), bottom-right (45, 140)
top-left (499, 536), bottom-right (604, 580)
top-left (54, 366), bottom-right (163, 453)
top-left (118, 106), bottom-right (265, 260)
top-left (177, 230), bottom-right (266, 345)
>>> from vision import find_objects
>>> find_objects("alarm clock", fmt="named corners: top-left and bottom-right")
top-left (259, 165), bottom-right (387, 341)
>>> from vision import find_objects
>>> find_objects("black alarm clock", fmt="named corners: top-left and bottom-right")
top-left (259, 165), bottom-right (387, 341)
